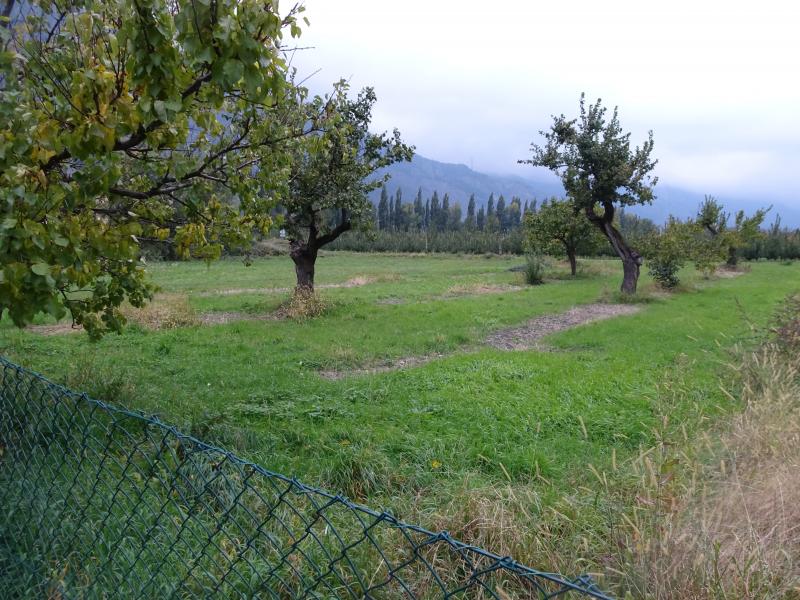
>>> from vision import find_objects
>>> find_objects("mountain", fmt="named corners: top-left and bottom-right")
top-left (370, 155), bottom-right (562, 207)
top-left (371, 155), bottom-right (800, 228)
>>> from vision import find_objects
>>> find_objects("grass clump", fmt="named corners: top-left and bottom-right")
top-left (522, 252), bottom-right (546, 285)
top-left (278, 288), bottom-right (330, 320)
top-left (121, 293), bottom-right (197, 330)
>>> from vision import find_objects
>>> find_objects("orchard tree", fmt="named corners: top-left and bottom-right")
top-left (524, 198), bottom-right (597, 275)
top-left (522, 95), bottom-right (658, 294)
top-left (642, 218), bottom-right (695, 288)
top-left (282, 84), bottom-right (413, 292)
top-left (0, 0), bottom-right (308, 337)
top-left (696, 196), bottom-right (769, 267)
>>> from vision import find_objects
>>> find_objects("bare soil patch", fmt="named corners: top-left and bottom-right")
top-left (485, 303), bottom-right (641, 350)
top-left (445, 283), bottom-right (524, 296)
top-left (200, 275), bottom-right (383, 297)
top-left (376, 297), bottom-right (405, 305)
top-left (714, 269), bottom-right (745, 279)
top-left (27, 322), bottom-right (83, 336)
top-left (197, 311), bottom-right (254, 325)
top-left (320, 302), bottom-right (642, 379)
top-left (28, 293), bottom-right (198, 335)
top-left (318, 354), bottom-right (447, 381)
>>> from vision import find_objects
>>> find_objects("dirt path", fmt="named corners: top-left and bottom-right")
top-left (319, 302), bottom-right (642, 379)
top-left (484, 303), bottom-right (641, 350)
top-left (318, 354), bottom-right (448, 381)
top-left (197, 276), bottom-right (379, 297)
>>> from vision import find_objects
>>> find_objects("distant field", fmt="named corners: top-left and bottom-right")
top-left (3, 255), bottom-right (797, 508)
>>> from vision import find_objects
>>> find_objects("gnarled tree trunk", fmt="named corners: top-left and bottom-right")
top-left (592, 213), bottom-right (642, 295)
top-left (288, 209), bottom-right (352, 294)
top-left (290, 241), bottom-right (317, 293)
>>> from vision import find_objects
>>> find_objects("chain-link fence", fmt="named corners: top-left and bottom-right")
top-left (0, 356), bottom-right (612, 599)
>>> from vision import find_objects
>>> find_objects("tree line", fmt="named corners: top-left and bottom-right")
top-left (375, 188), bottom-right (531, 233)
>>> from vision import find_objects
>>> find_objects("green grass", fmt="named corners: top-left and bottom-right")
top-left (2, 254), bottom-right (798, 512)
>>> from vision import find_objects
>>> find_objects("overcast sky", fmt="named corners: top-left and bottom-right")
top-left (289, 0), bottom-right (799, 205)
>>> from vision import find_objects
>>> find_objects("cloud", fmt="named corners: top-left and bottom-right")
top-left (291, 0), bottom-right (800, 205)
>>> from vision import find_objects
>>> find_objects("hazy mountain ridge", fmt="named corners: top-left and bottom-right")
top-left (370, 155), bottom-right (562, 207)
top-left (371, 155), bottom-right (799, 228)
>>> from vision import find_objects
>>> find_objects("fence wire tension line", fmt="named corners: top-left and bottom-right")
top-left (0, 356), bottom-right (612, 599)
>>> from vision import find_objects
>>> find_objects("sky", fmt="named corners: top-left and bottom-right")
top-left (288, 0), bottom-right (800, 206)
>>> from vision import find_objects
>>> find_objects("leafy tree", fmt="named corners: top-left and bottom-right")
top-left (618, 209), bottom-right (659, 247)
top-left (430, 191), bottom-right (440, 232)
top-left (394, 191), bottom-right (405, 231)
top-left (496, 196), bottom-right (507, 231)
top-left (476, 206), bottom-right (486, 231)
top-left (509, 198), bottom-right (522, 229)
top-left (438, 194), bottom-right (450, 232)
top-left (522, 94), bottom-right (658, 294)
top-left (378, 187), bottom-right (390, 230)
top-left (642, 218), bottom-right (694, 288)
top-left (282, 85), bottom-right (413, 291)
top-left (486, 194), bottom-right (495, 220)
top-left (524, 198), bottom-right (597, 275)
top-left (0, 0), bottom-right (308, 336)
top-left (466, 194), bottom-right (476, 229)
top-left (424, 198), bottom-right (430, 230)
top-left (413, 188), bottom-right (424, 229)
top-left (448, 201), bottom-right (462, 231)
top-left (697, 196), bottom-right (769, 267)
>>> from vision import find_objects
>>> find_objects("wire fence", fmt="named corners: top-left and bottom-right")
top-left (0, 356), bottom-right (612, 599)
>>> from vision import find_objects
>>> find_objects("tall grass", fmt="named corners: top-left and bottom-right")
top-left (404, 294), bottom-right (800, 599)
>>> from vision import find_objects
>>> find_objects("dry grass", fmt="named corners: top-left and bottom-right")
top-left (394, 294), bottom-right (800, 599)
top-left (444, 283), bottom-right (524, 296)
top-left (275, 288), bottom-right (330, 321)
top-left (607, 296), bottom-right (800, 599)
top-left (120, 293), bottom-right (198, 329)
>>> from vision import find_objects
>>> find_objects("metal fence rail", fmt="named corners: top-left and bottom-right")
top-left (0, 356), bottom-right (612, 599)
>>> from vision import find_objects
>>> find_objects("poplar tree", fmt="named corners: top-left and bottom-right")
top-left (477, 206), bottom-right (486, 231)
top-left (378, 187), bottom-right (390, 231)
top-left (466, 194), bottom-right (477, 229)
top-left (496, 196), bottom-right (507, 231)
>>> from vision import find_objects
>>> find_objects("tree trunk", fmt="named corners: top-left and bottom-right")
top-left (598, 219), bottom-right (642, 294)
top-left (726, 245), bottom-right (738, 267)
top-left (290, 242), bottom-right (317, 293)
top-left (566, 246), bottom-right (577, 276)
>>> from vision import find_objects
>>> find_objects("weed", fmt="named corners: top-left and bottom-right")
top-left (278, 288), bottom-right (330, 320)
top-left (523, 253), bottom-right (547, 285)
top-left (121, 293), bottom-right (197, 329)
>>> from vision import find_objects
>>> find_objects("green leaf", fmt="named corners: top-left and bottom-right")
top-left (31, 263), bottom-right (50, 276)
top-left (1, 218), bottom-right (16, 229)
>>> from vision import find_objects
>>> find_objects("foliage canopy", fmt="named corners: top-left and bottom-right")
top-left (522, 94), bottom-right (658, 293)
top-left (0, 0), bottom-right (308, 336)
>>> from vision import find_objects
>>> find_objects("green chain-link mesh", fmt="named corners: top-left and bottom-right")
top-left (0, 356), bottom-right (612, 599)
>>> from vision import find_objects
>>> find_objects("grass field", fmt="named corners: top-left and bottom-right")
top-left (2, 253), bottom-right (799, 594)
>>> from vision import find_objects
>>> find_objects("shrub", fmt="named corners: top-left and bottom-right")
top-left (642, 219), bottom-right (693, 288)
top-left (279, 288), bottom-right (329, 320)
top-left (647, 256), bottom-right (681, 288)
top-left (523, 253), bottom-right (546, 285)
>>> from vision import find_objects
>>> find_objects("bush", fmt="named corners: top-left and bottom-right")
top-left (647, 256), bottom-right (681, 288)
top-left (642, 219), bottom-right (693, 288)
top-left (523, 253), bottom-right (546, 285)
top-left (278, 288), bottom-right (329, 320)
